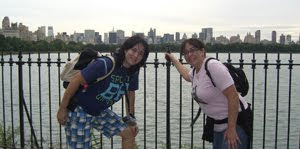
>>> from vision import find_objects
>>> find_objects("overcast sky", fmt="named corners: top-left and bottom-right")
top-left (1, 0), bottom-right (300, 41)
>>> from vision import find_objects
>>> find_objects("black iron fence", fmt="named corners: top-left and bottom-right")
top-left (0, 51), bottom-right (299, 149)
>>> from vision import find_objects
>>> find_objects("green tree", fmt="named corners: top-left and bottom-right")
top-left (50, 39), bottom-right (65, 51)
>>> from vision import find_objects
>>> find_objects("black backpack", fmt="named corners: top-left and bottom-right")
top-left (204, 57), bottom-right (249, 97)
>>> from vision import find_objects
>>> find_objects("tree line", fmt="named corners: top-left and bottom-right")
top-left (1, 35), bottom-right (300, 53)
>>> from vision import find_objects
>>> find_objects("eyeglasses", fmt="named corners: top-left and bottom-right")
top-left (182, 47), bottom-right (198, 56)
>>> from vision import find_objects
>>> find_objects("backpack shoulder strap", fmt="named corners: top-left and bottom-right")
top-left (95, 55), bottom-right (116, 82)
top-left (204, 57), bottom-right (216, 87)
top-left (192, 68), bottom-right (196, 83)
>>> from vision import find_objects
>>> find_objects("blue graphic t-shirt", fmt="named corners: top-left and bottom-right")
top-left (74, 57), bottom-right (139, 116)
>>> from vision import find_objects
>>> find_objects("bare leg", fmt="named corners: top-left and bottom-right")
top-left (119, 126), bottom-right (138, 149)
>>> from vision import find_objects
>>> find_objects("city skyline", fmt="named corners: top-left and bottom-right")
top-left (1, 0), bottom-right (300, 41)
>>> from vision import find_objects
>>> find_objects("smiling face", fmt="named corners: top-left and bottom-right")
top-left (122, 43), bottom-right (145, 68)
top-left (183, 43), bottom-right (205, 70)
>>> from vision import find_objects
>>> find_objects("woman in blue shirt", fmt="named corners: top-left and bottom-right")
top-left (57, 35), bottom-right (149, 149)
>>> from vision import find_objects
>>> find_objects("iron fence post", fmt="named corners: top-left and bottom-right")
top-left (166, 55), bottom-right (171, 149)
top-left (18, 50), bottom-right (25, 148)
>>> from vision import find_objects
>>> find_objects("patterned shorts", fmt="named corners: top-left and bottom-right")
top-left (65, 106), bottom-right (128, 149)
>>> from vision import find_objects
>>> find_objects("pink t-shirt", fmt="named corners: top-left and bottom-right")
top-left (189, 57), bottom-right (248, 131)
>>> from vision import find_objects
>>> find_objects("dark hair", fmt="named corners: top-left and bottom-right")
top-left (180, 38), bottom-right (205, 55)
top-left (113, 35), bottom-right (149, 75)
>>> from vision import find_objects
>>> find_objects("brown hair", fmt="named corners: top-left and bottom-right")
top-left (180, 38), bottom-right (205, 55)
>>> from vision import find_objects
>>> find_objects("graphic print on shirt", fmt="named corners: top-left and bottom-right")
top-left (192, 85), bottom-right (208, 105)
top-left (95, 74), bottom-right (130, 106)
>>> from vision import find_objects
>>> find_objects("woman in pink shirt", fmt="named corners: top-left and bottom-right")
top-left (165, 38), bottom-right (250, 149)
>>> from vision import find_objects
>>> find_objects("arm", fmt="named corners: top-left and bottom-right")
top-left (165, 53), bottom-right (191, 82)
top-left (223, 84), bottom-right (240, 148)
top-left (57, 72), bottom-right (86, 125)
top-left (126, 91), bottom-right (135, 115)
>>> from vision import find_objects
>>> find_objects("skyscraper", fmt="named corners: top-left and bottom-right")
top-left (95, 32), bottom-right (102, 44)
top-left (104, 33), bottom-right (109, 44)
top-left (279, 34), bottom-right (285, 44)
top-left (255, 30), bottom-right (261, 44)
top-left (272, 31), bottom-right (277, 44)
top-left (175, 32), bottom-right (180, 42)
top-left (116, 30), bottom-right (125, 44)
top-left (201, 28), bottom-right (213, 43)
top-left (286, 34), bottom-right (291, 44)
top-left (199, 32), bottom-right (205, 42)
top-left (148, 28), bottom-right (156, 44)
top-left (182, 33), bottom-right (187, 40)
top-left (109, 31), bottom-right (117, 44)
top-left (48, 26), bottom-right (54, 37)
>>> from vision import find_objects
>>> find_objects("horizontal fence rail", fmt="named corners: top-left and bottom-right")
top-left (0, 50), bottom-right (300, 149)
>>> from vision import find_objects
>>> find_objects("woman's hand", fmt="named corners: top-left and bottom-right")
top-left (165, 52), bottom-right (191, 82)
top-left (57, 107), bottom-right (68, 125)
top-left (224, 127), bottom-right (241, 149)
top-left (165, 52), bottom-right (176, 62)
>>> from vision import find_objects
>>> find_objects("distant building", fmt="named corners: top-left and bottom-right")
top-left (272, 31), bottom-right (277, 44)
top-left (211, 37), bottom-right (216, 44)
top-left (279, 34), bottom-right (285, 44)
top-left (2, 16), bottom-right (10, 30)
top-left (286, 34), bottom-right (291, 45)
top-left (116, 30), bottom-right (125, 44)
top-left (192, 33), bottom-right (198, 39)
top-left (46, 26), bottom-right (54, 42)
top-left (156, 36), bottom-right (162, 44)
top-left (244, 33), bottom-right (255, 44)
top-left (162, 33), bottom-right (174, 43)
top-left (175, 32), bottom-right (180, 41)
top-left (215, 35), bottom-right (229, 45)
top-left (182, 33), bottom-right (187, 40)
top-left (104, 33), bottom-right (109, 44)
top-left (84, 29), bottom-right (95, 44)
top-left (201, 28), bottom-right (213, 43)
top-left (260, 39), bottom-right (271, 45)
top-left (72, 32), bottom-right (84, 43)
top-left (3, 29), bottom-right (19, 38)
top-left (48, 26), bottom-right (54, 37)
top-left (36, 26), bottom-right (46, 41)
top-left (1, 16), bottom-right (20, 38)
top-left (148, 28), bottom-right (156, 44)
top-left (95, 32), bottom-right (102, 44)
top-left (132, 32), bottom-right (145, 39)
top-left (229, 34), bottom-right (242, 44)
top-left (199, 32), bottom-right (205, 42)
top-left (19, 23), bottom-right (31, 41)
top-left (56, 32), bottom-right (69, 43)
top-left (1, 17), bottom-right (32, 41)
top-left (255, 30), bottom-right (260, 44)
top-left (109, 31), bottom-right (117, 44)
